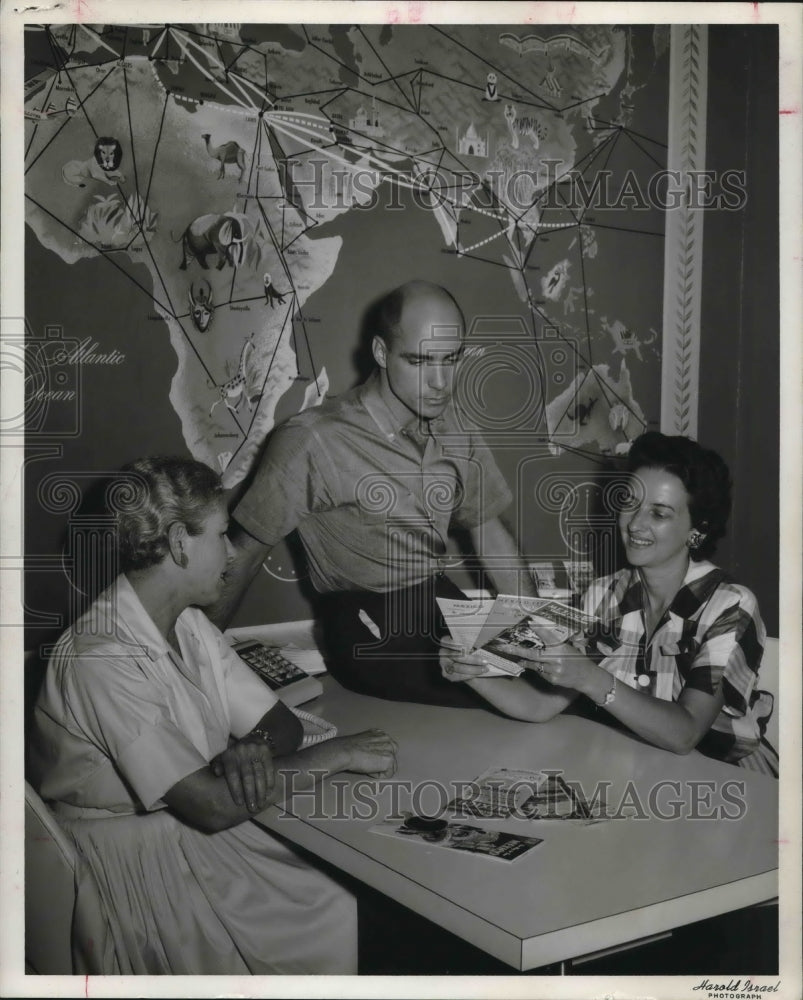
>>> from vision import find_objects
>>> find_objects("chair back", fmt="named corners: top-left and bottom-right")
top-left (24, 781), bottom-right (76, 975)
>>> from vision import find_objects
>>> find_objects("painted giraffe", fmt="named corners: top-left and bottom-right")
top-left (209, 337), bottom-right (254, 416)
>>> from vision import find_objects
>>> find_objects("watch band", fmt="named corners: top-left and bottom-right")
top-left (250, 727), bottom-right (277, 751)
top-left (596, 677), bottom-right (617, 708)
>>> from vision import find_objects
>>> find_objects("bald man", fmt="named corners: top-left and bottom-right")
top-left (212, 281), bottom-right (537, 705)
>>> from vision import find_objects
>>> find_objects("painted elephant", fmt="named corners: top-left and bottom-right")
top-left (176, 212), bottom-right (248, 270)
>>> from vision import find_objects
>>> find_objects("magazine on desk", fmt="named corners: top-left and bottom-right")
top-left (369, 814), bottom-right (544, 862)
top-left (437, 594), bottom-right (598, 677)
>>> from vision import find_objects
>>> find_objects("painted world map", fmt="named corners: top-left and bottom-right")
top-left (25, 22), bottom-right (670, 487)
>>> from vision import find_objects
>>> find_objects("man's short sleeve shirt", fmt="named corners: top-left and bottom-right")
top-left (233, 373), bottom-right (512, 592)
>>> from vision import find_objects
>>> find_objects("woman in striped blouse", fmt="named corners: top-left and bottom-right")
top-left (440, 432), bottom-right (777, 775)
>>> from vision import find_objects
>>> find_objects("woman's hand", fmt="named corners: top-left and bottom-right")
top-left (524, 642), bottom-right (595, 692)
top-left (210, 736), bottom-right (275, 813)
top-left (439, 637), bottom-right (490, 683)
top-left (333, 729), bottom-right (398, 778)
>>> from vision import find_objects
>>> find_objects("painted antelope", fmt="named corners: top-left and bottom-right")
top-left (209, 337), bottom-right (255, 416)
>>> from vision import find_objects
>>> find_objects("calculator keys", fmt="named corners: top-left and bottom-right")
top-left (236, 644), bottom-right (308, 688)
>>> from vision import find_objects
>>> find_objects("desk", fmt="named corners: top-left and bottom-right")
top-left (246, 628), bottom-right (779, 972)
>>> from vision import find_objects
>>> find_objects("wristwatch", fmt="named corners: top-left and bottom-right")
top-left (596, 677), bottom-right (617, 708)
top-left (250, 728), bottom-right (277, 751)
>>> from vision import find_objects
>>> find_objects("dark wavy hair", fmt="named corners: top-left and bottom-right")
top-left (625, 432), bottom-right (732, 560)
top-left (112, 456), bottom-right (225, 571)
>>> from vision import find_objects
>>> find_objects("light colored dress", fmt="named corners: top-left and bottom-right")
top-left (28, 575), bottom-right (357, 975)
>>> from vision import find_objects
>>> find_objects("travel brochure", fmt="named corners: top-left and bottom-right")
top-left (437, 593), bottom-right (599, 677)
top-left (369, 814), bottom-right (544, 863)
top-left (447, 767), bottom-right (608, 823)
top-left (369, 766), bottom-right (606, 862)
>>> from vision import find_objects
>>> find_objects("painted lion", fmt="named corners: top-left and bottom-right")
top-left (62, 137), bottom-right (126, 188)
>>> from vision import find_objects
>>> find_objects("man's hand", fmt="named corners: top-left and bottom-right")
top-left (468, 517), bottom-right (539, 599)
top-left (210, 736), bottom-right (275, 813)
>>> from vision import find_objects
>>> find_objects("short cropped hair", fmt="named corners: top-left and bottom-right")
top-left (374, 281), bottom-right (465, 348)
top-left (626, 432), bottom-right (732, 560)
top-left (112, 456), bottom-right (224, 571)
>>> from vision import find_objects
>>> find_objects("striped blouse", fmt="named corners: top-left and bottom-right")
top-left (582, 560), bottom-right (775, 768)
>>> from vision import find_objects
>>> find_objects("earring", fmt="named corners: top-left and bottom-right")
top-left (687, 530), bottom-right (704, 550)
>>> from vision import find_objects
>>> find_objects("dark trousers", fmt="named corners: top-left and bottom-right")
top-left (315, 576), bottom-right (482, 708)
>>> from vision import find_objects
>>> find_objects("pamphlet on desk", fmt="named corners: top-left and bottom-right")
top-left (369, 814), bottom-right (544, 862)
top-left (437, 593), bottom-right (598, 677)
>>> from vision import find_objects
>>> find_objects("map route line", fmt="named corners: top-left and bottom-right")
top-left (24, 43), bottom-right (114, 174)
top-left (579, 364), bottom-right (646, 427)
top-left (453, 249), bottom-right (526, 272)
top-left (122, 66), bottom-right (145, 220)
top-left (521, 309), bottom-right (623, 415)
top-left (242, 104), bottom-right (264, 200)
top-left (76, 22), bottom-right (120, 59)
top-left (412, 141), bottom-right (450, 162)
top-left (265, 110), bottom-right (333, 136)
top-left (120, 25), bottom-right (131, 63)
top-left (281, 224), bottom-right (320, 255)
top-left (447, 199), bottom-right (506, 223)
top-left (264, 115), bottom-right (430, 194)
top-left (585, 221), bottom-right (664, 238)
top-left (148, 26), bottom-right (168, 59)
top-left (356, 26), bottom-right (419, 115)
top-left (459, 227), bottom-right (511, 255)
top-left (213, 35), bottom-right (227, 79)
top-left (298, 27), bottom-right (378, 88)
top-left (275, 86), bottom-right (352, 103)
top-left (24, 72), bottom-right (61, 160)
top-left (221, 42), bottom-right (248, 77)
top-left (262, 122), bottom-right (314, 227)
top-left (430, 25), bottom-right (560, 115)
top-left (293, 308), bottom-right (321, 397)
top-left (22, 194), bottom-right (213, 384)
top-left (225, 298), bottom-right (297, 472)
top-left (423, 67), bottom-right (559, 114)
top-left (592, 117), bottom-right (669, 149)
top-left (542, 328), bottom-right (643, 434)
top-left (224, 68), bottom-right (273, 110)
top-left (618, 127), bottom-right (666, 171)
top-left (23, 22), bottom-right (666, 477)
top-left (226, 255), bottom-right (238, 307)
top-left (170, 32), bottom-right (254, 113)
top-left (265, 114), bottom-right (404, 165)
top-left (561, 91), bottom-right (613, 112)
top-left (253, 187), bottom-right (299, 291)
top-left (573, 194), bottom-right (594, 355)
top-left (316, 86), bottom-right (357, 115)
top-left (526, 126), bottom-right (621, 222)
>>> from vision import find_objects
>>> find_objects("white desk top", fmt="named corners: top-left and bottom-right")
top-left (254, 672), bottom-right (778, 971)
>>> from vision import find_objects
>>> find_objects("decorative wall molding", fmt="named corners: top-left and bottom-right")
top-left (661, 24), bottom-right (709, 438)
